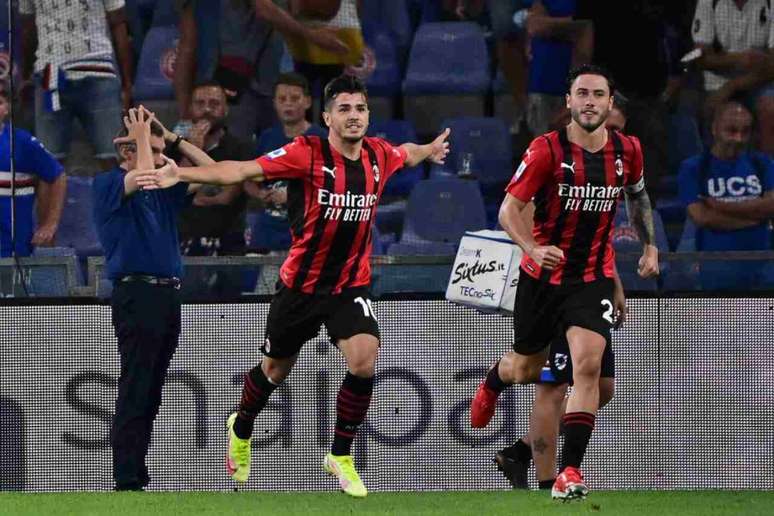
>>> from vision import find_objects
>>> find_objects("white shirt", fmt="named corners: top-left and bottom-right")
top-left (19, 0), bottom-right (125, 79)
top-left (692, 0), bottom-right (774, 91)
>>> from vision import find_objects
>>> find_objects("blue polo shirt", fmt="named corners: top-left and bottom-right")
top-left (93, 166), bottom-right (191, 280)
top-left (0, 124), bottom-right (64, 257)
top-left (678, 152), bottom-right (774, 252)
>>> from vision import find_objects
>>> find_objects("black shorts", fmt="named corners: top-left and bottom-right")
top-left (262, 284), bottom-right (380, 359)
top-left (513, 272), bottom-right (615, 355)
top-left (538, 336), bottom-right (615, 385)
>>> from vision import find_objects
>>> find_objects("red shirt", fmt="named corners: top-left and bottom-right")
top-left (506, 128), bottom-right (645, 285)
top-left (257, 135), bottom-right (408, 294)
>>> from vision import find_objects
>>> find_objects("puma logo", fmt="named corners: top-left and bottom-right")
top-left (322, 165), bottom-right (337, 178)
top-left (560, 161), bottom-right (576, 174)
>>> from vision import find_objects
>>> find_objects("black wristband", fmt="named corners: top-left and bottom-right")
top-left (169, 134), bottom-right (183, 151)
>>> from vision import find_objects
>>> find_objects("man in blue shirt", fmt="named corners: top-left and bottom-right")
top-left (678, 100), bottom-right (774, 290)
top-left (93, 107), bottom-right (209, 490)
top-left (0, 82), bottom-right (65, 257)
top-left (246, 73), bottom-right (326, 252)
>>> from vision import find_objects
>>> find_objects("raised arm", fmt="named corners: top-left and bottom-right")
top-left (400, 128), bottom-right (451, 167)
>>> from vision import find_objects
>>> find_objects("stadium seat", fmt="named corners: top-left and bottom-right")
top-left (364, 28), bottom-right (402, 120)
top-left (661, 217), bottom-right (700, 291)
top-left (429, 117), bottom-right (513, 199)
top-left (361, 0), bottom-right (413, 55)
top-left (612, 203), bottom-right (669, 291)
top-left (133, 25), bottom-right (180, 126)
top-left (28, 247), bottom-right (79, 296)
top-left (399, 178), bottom-right (487, 253)
top-left (403, 23), bottom-right (490, 136)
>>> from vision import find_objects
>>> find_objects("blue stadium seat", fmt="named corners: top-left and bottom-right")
top-left (661, 217), bottom-right (700, 291)
top-left (667, 113), bottom-right (703, 178)
top-left (29, 247), bottom-right (78, 296)
top-left (612, 203), bottom-right (669, 290)
top-left (399, 178), bottom-right (487, 253)
top-left (368, 120), bottom-right (424, 197)
top-left (403, 23), bottom-right (489, 95)
top-left (365, 29), bottom-right (402, 97)
top-left (57, 176), bottom-right (102, 258)
top-left (364, 28), bottom-right (402, 119)
top-left (430, 117), bottom-right (512, 192)
top-left (133, 25), bottom-right (179, 101)
top-left (361, 0), bottom-right (413, 54)
top-left (403, 23), bottom-right (490, 135)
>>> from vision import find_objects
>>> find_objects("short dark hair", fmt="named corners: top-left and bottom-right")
top-left (612, 92), bottom-right (629, 118)
top-left (274, 72), bottom-right (311, 97)
top-left (566, 64), bottom-right (616, 97)
top-left (191, 80), bottom-right (226, 96)
top-left (323, 74), bottom-right (368, 111)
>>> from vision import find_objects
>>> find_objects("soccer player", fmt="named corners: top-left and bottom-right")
top-left (136, 75), bottom-right (450, 497)
top-left (496, 95), bottom-right (631, 490)
top-left (469, 64), bottom-right (659, 500)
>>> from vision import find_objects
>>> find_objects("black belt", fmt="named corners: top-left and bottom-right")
top-left (119, 275), bottom-right (181, 289)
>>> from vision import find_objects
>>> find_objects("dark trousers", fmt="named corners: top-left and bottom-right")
top-left (110, 281), bottom-right (181, 489)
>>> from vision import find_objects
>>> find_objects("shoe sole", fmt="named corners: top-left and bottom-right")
top-left (552, 484), bottom-right (589, 501)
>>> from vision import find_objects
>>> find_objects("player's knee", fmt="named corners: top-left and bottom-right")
top-left (262, 358), bottom-right (293, 384)
top-left (345, 346), bottom-right (379, 377)
top-left (510, 360), bottom-right (543, 384)
top-left (572, 356), bottom-right (602, 384)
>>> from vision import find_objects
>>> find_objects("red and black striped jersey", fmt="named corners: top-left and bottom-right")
top-left (506, 128), bottom-right (645, 285)
top-left (257, 135), bottom-right (408, 294)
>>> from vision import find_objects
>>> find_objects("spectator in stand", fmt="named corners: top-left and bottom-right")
top-left (20, 0), bottom-right (133, 170)
top-left (678, 99), bottom-right (774, 290)
top-left (246, 72), bottom-right (326, 252)
top-left (522, 0), bottom-right (593, 136)
top-left (691, 0), bottom-right (774, 155)
top-left (0, 81), bottom-right (66, 257)
top-left (284, 0), bottom-right (360, 118)
top-left (174, 0), bottom-right (348, 141)
top-left (173, 81), bottom-right (253, 259)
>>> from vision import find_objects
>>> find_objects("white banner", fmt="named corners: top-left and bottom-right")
top-left (446, 231), bottom-right (522, 314)
top-left (1, 299), bottom-right (773, 491)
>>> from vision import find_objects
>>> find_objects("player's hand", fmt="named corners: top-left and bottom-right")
top-left (31, 224), bottom-right (57, 247)
top-left (637, 244), bottom-right (659, 278)
top-left (137, 105), bottom-right (177, 142)
top-left (307, 27), bottom-right (350, 56)
top-left (135, 155), bottom-right (180, 190)
top-left (528, 244), bottom-right (564, 270)
top-left (612, 279), bottom-right (627, 329)
top-left (427, 128), bottom-right (451, 165)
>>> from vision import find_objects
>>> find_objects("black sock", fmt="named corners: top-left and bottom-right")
top-left (538, 479), bottom-right (556, 490)
top-left (560, 412), bottom-right (595, 470)
top-left (484, 360), bottom-right (508, 393)
top-left (502, 438), bottom-right (532, 462)
top-left (331, 372), bottom-right (374, 456)
top-left (233, 364), bottom-right (279, 439)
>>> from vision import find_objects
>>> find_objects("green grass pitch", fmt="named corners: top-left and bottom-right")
top-left (2, 491), bottom-right (773, 516)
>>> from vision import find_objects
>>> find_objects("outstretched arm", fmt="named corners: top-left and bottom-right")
top-left (400, 128), bottom-right (451, 167)
top-left (624, 188), bottom-right (659, 278)
top-left (137, 158), bottom-right (264, 190)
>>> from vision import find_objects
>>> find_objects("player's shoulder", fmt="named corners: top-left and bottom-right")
top-left (610, 130), bottom-right (642, 154)
top-left (363, 135), bottom-right (391, 150)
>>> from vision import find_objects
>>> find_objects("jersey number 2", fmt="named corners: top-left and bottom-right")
top-left (601, 299), bottom-right (614, 324)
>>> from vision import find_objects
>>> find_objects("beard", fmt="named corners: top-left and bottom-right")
top-left (194, 114), bottom-right (227, 133)
top-left (571, 107), bottom-right (609, 133)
